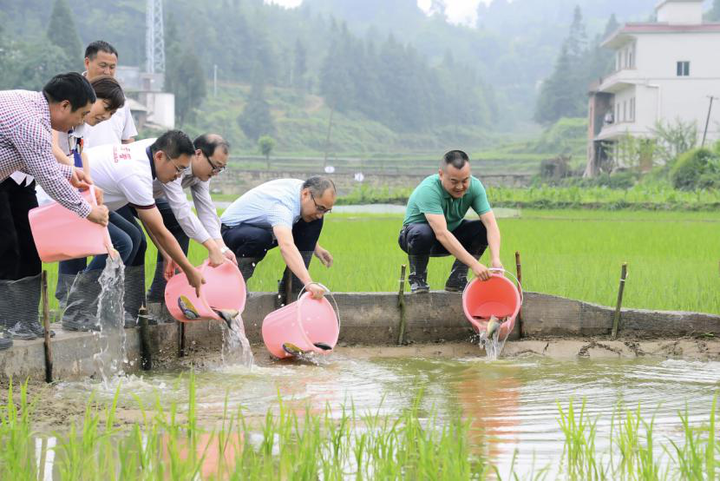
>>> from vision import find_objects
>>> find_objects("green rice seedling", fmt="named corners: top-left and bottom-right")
top-left (557, 398), bottom-right (604, 480)
top-left (0, 380), bottom-right (36, 481)
top-left (667, 395), bottom-right (720, 481)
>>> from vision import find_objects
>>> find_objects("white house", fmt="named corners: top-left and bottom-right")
top-left (586, 0), bottom-right (720, 176)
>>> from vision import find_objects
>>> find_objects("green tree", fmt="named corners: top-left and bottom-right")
top-left (167, 49), bottom-right (206, 126)
top-left (258, 135), bottom-right (276, 169)
top-left (707, 0), bottom-right (720, 21)
top-left (292, 38), bottom-right (307, 91)
top-left (238, 70), bottom-right (275, 141)
top-left (46, 0), bottom-right (82, 70)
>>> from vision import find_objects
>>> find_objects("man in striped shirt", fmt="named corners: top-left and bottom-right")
top-left (0, 73), bottom-right (110, 345)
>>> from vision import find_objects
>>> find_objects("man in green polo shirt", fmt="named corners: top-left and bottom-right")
top-left (398, 150), bottom-right (503, 293)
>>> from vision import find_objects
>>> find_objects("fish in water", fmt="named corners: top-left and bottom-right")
top-left (212, 308), bottom-right (239, 330)
top-left (178, 295), bottom-right (201, 320)
top-left (486, 315), bottom-right (504, 339)
top-left (282, 342), bottom-right (305, 356)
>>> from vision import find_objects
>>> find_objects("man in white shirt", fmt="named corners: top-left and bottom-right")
top-left (82, 40), bottom-right (137, 147)
top-left (147, 134), bottom-right (237, 306)
top-left (220, 177), bottom-right (336, 301)
top-left (62, 131), bottom-right (206, 331)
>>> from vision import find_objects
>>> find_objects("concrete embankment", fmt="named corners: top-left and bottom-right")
top-left (1, 291), bottom-right (719, 381)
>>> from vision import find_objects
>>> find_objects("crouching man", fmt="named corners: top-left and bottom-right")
top-left (399, 150), bottom-right (502, 293)
top-left (220, 177), bottom-right (335, 301)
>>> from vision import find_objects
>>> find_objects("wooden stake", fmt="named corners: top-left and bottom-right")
top-left (515, 251), bottom-right (523, 339)
top-left (611, 263), bottom-right (628, 340)
top-left (284, 269), bottom-right (293, 307)
top-left (397, 265), bottom-right (408, 345)
top-left (41, 270), bottom-right (53, 383)
top-left (178, 321), bottom-right (186, 357)
top-left (138, 305), bottom-right (152, 370)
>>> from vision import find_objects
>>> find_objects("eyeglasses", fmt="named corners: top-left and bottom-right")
top-left (168, 155), bottom-right (189, 175)
top-left (204, 153), bottom-right (226, 174)
top-left (310, 192), bottom-right (332, 214)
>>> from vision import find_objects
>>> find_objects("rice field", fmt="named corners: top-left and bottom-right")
top-left (44, 209), bottom-right (720, 315)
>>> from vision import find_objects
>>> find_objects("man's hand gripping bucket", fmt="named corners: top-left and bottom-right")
top-left (462, 268), bottom-right (523, 341)
top-left (261, 283), bottom-right (341, 359)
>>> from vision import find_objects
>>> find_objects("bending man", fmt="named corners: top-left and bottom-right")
top-left (220, 177), bottom-right (335, 301)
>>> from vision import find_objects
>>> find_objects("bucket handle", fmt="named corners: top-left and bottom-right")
top-left (298, 282), bottom-right (342, 331)
top-left (488, 268), bottom-right (524, 306)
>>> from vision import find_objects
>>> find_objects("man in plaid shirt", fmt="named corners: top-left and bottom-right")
top-left (0, 72), bottom-right (110, 347)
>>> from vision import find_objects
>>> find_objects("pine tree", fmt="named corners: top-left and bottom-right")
top-left (47, 0), bottom-right (82, 70)
top-left (292, 38), bottom-right (307, 91)
top-left (237, 68), bottom-right (275, 141)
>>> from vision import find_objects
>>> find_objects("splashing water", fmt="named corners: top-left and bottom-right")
top-left (221, 314), bottom-right (254, 367)
top-left (92, 254), bottom-right (127, 383)
top-left (479, 318), bottom-right (509, 361)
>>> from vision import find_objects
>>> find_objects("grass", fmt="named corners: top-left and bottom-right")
top-left (43, 209), bottom-right (720, 315)
top-left (2, 377), bottom-right (720, 480)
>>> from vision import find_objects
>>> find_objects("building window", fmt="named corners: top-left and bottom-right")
top-left (629, 98), bottom-right (636, 122)
top-left (677, 61), bottom-right (690, 76)
top-left (623, 101), bottom-right (627, 123)
top-left (627, 46), bottom-right (635, 68)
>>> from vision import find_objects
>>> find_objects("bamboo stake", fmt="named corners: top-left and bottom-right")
top-left (515, 251), bottom-right (523, 339)
top-left (397, 265), bottom-right (408, 345)
top-left (611, 263), bottom-right (628, 340)
top-left (41, 270), bottom-right (53, 383)
top-left (178, 321), bottom-right (186, 357)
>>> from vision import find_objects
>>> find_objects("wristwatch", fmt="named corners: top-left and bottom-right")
top-left (220, 247), bottom-right (230, 254)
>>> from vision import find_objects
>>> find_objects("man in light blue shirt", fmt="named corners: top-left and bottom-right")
top-left (220, 176), bottom-right (335, 300)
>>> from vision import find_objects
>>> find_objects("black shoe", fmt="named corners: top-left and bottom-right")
top-left (61, 319), bottom-right (101, 332)
top-left (0, 337), bottom-right (12, 350)
top-left (29, 321), bottom-right (55, 338)
top-left (8, 321), bottom-right (39, 340)
top-left (408, 255), bottom-right (430, 294)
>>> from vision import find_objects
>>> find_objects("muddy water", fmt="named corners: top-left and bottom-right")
top-left (47, 350), bottom-right (720, 476)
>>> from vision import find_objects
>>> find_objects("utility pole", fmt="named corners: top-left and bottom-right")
top-left (702, 95), bottom-right (717, 147)
top-left (146, 0), bottom-right (166, 75)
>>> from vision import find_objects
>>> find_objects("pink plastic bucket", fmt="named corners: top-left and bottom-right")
top-left (165, 260), bottom-right (246, 322)
top-left (28, 187), bottom-right (111, 262)
top-left (462, 269), bottom-right (522, 340)
top-left (262, 290), bottom-right (340, 359)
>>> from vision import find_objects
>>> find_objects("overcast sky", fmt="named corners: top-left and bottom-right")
top-left (264, 0), bottom-right (493, 26)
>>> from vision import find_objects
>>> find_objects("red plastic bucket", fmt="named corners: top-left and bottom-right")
top-left (28, 186), bottom-right (111, 262)
top-left (262, 286), bottom-right (339, 359)
top-left (462, 269), bottom-right (522, 340)
top-left (165, 260), bottom-right (246, 322)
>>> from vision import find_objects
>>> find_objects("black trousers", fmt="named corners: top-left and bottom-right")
top-left (115, 204), bottom-right (147, 267)
top-left (147, 198), bottom-right (190, 301)
top-left (398, 219), bottom-right (487, 257)
top-left (221, 217), bottom-right (323, 259)
top-left (0, 179), bottom-right (40, 280)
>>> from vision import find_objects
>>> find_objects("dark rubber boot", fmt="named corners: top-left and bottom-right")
top-left (408, 255), bottom-right (430, 294)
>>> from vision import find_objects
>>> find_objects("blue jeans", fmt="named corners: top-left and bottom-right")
top-left (85, 210), bottom-right (144, 271)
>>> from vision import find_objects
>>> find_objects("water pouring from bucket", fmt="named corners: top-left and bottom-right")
top-left (165, 260), bottom-right (246, 329)
top-left (262, 283), bottom-right (340, 359)
top-left (462, 268), bottom-right (522, 358)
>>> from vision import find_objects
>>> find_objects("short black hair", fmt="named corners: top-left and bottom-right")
top-left (151, 130), bottom-right (195, 160)
top-left (441, 150), bottom-right (469, 171)
top-left (42, 72), bottom-right (96, 112)
top-left (302, 176), bottom-right (336, 197)
top-left (84, 40), bottom-right (119, 60)
top-left (194, 133), bottom-right (230, 159)
top-left (90, 75), bottom-right (124, 112)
